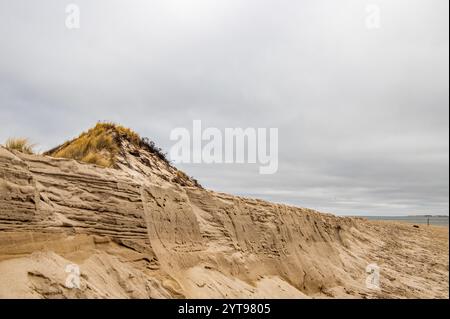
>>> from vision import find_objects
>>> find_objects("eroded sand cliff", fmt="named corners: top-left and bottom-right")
top-left (0, 133), bottom-right (448, 298)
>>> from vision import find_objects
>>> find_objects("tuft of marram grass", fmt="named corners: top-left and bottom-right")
top-left (83, 151), bottom-right (111, 167)
top-left (45, 122), bottom-right (170, 168)
top-left (5, 138), bottom-right (35, 154)
top-left (47, 123), bottom-right (124, 167)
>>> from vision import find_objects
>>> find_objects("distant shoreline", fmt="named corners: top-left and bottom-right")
top-left (356, 215), bottom-right (449, 226)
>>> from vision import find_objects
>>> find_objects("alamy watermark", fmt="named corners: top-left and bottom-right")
top-left (65, 264), bottom-right (81, 289)
top-left (365, 4), bottom-right (381, 29)
top-left (365, 263), bottom-right (380, 290)
top-left (170, 120), bottom-right (278, 174)
top-left (65, 3), bottom-right (80, 29)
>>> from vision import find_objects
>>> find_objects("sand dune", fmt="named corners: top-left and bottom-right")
top-left (0, 129), bottom-right (448, 299)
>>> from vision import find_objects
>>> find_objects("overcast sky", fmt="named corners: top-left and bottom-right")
top-left (0, 0), bottom-right (448, 215)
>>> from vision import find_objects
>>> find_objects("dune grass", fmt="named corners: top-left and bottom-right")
top-left (45, 122), bottom-right (169, 168)
top-left (5, 123), bottom-right (199, 186)
top-left (4, 138), bottom-right (35, 154)
top-left (46, 123), bottom-right (126, 167)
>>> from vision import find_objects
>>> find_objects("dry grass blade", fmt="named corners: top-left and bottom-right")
top-left (4, 138), bottom-right (35, 154)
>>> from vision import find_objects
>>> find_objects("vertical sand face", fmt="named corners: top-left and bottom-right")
top-left (0, 145), bottom-right (448, 298)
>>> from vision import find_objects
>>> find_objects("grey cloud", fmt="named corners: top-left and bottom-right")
top-left (0, 0), bottom-right (448, 215)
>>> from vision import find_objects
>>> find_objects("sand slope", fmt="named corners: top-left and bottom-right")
top-left (0, 145), bottom-right (448, 298)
